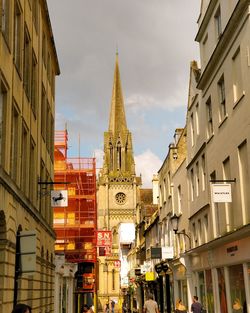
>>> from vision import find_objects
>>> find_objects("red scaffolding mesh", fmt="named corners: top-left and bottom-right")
top-left (53, 131), bottom-right (97, 264)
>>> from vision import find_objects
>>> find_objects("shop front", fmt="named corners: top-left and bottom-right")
top-left (188, 232), bottom-right (250, 313)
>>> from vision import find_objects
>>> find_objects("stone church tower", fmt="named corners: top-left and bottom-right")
top-left (97, 54), bottom-right (141, 307)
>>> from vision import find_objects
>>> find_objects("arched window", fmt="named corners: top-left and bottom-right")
top-left (117, 141), bottom-right (121, 169)
top-left (112, 269), bottom-right (115, 290)
top-left (109, 142), bottom-right (113, 170)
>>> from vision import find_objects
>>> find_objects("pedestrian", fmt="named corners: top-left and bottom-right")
top-left (104, 302), bottom-right (110, 313)
top-left (82, 304), bottom-right (91, 313)
top-left (12, 304), bottom-right (32, 313)
top-left (143, 293), bottom-right (159, 313)
top-left (111, 300), bottom-right (115, 313)
top-left (191, 296), bottom-right (202, 313)
top-left (175, 299), bottom-right (187, 312)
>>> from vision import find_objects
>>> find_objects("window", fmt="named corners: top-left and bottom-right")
top-left (217, 268), bottom-right (227, 313)
top-left (32, 0), bottom-right (38, 32)
top-left (201, 154), bottom-right (206, 191)
top-left (11, 105), bottom-right (20, 182)
top-left (2, 0), bottom-right (11, 45)
top-left (190, 113), bottom-right (194, 146)
top-left (202, 33), bottom-right (208, 67)
top-left (112, 269), bottom-right (115, 290)
top-left (41, 86), bottom-right (46, 141)
top-left (198, 272), bottom-right (206, 311)
top-left (0, 82), bottom-right (7, 164)
top-left (238, 140), bottom-right (249, 224)
top-left (192, 222), bottom-right (197, 246)
top-left (40, 160), bottom-right (46, 215)
top-left (196, 162), bottom-right (199, 197)
top-left (21, 122), bottom-right (28, 194)
top-left (190, 169), bottom-right (194, 201)
top-left (195, 103), bottom-right (199, 135)
top-left (218, 75), bottom-right (226, 120)
top-left (232, 48), bottom-right (243, 102)
top-left (205, 270), bottom-right (214, 313)
top-left (163, 178), bottom-right (166, 202)
top-left (229, 264), bottom-right (246, 310)
top-left (47, 52), bottom-right (51, 83)
top-left (177, 185), bottom-right (182, 213)
top-left (24, 26), bottom-right (31, 99)
top-left (167, 171), bottom-right (171, 195)
top-left (197, 219), bottom-right (202, 245)
top-left (31, 51), bottom-right (38, 116)
top-left (214, 6), bottom-right (222, 38)
top-left (42, 32), bottom-right (47, 67)
top-left (14, 1), bottom-right (22, 73)
top-left (203, 214), bottom-right (208, 243)
top-left (29, 138), bottom-right (36, 203)
top-left (206, 97), bottom-right (213, 138)
top-left (46, 101), bottom-right (51, 149)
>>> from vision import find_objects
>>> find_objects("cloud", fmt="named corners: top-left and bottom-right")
top-left (135, 150), bottom-right (162, 188)
top-left (48, 0), bottom-right (200, 161)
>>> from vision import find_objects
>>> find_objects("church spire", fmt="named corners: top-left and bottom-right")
top-left (108, 52), bottom-right (127, 134)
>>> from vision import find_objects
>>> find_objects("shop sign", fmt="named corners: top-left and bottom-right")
top-left (97, 231), bottom-right (112, 246)
top-left (150, 247), bottom-right (162, 259)
top-left (51, 190), bottom-right (68, 207)
top-left (162, 246), bottom-right (174, 259)
top-left (145, 272), bottom-right (155, 281)
top-left (211, 184), bottom-right (232, 203)
top-left (114, 260), bottom-right (121, 268)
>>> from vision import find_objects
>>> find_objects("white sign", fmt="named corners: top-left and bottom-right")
top-left (20, 230), bottom-right (36, 274)
top-left (211, 184), bottom-right (232, 203)
top-left (51, 190), bottom-right (68, 207)
top-left (162, 246), bottom-right (174, 259)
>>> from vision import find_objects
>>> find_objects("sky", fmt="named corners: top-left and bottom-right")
top-left (47, 0), bottom-right (201, 187)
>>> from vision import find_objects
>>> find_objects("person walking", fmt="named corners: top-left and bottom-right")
top-left (191, 296), bottom-right (202, 313)
top-left (143, 293), bottom-right (159, 313)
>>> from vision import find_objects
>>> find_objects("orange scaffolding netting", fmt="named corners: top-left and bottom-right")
top-left (53, 130), bottom-right (97, 264)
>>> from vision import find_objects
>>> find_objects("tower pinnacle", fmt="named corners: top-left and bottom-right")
top-left (108, 54), bottom-right (127, 134)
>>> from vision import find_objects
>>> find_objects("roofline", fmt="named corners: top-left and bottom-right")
top-left (44, 0), bottom-right (60, 75)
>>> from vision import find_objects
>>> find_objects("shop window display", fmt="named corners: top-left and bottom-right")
top-left (205, 269), bottom-right (214, 313)
top-left (229, 264), bottom-right (245, 313)
top-left (198, 271), bottom-right (206, 311)
top-left (217, 268), bottom-right (228, 313)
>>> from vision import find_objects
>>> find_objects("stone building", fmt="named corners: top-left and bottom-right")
top-left (97, 54), bottom-right (141, 309)
top-left (186, 1), bottom-right (250, 312)
top-left (0, 1), bottom-right (59, 312)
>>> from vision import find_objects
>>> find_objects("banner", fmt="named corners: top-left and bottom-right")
top-left (97, 231), bottom-right (112, 246)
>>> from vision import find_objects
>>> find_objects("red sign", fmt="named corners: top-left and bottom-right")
top-left (114, 260), bottom-right (121, 268)
top-left (97, 231), bottom-right (112, 246)
top-left (98, 246), bottom-right (112, 256)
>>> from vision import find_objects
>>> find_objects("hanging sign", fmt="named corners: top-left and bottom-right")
top-left (162, 246), bottom-right (174, 259)
top-left (51, 190), bottom-right (68, 207)
top-left (97, 231), bottom-right (112, 246)
top-left (211, 184), bottom-right (232, 203)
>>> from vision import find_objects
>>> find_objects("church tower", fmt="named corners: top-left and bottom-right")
top-left (97, 53), bottom-right (141, 307)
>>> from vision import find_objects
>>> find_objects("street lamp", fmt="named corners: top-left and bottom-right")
top-left (170, 213), bottom-right (191, 249)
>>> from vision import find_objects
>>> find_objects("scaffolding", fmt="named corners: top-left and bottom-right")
top-left (53, 131), bottom-right (97, 268)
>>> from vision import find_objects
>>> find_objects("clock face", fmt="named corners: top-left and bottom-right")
top-left (115, 192), bottom-right (126, 205)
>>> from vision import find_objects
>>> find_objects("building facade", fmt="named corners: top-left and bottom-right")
top-left (0, 1), bottom-right (60, 312)
top-left (97, 54), bottom-right (140, 310)
top-left (133, 2), bottom-right (250, 313)
top-left (186, 1), bottom-right (250, 312)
